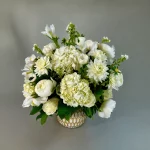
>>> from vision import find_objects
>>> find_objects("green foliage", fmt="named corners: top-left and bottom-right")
top-left (30, 105), bottom-right (42, 115)
top-left (36, 113), bottom-right (43, 121)
top-left (94, 88), bottom-right (104, 102)
top-left (51, 37), bottom-right (60, 48)
top-left (101, 37), bottom-right (111, 43)
top-left (78, 64), bottom-right (88, 79)
top-left (40, 113), bottom-right (48, 125)
top-left (57, 100), bottom-right (80, 120)
top-left (83, 106), bottom-right (97, 118)
top-left (33, 44), bottom-right (44, 55)
top-left (65, 23), bottom-right (82, 46)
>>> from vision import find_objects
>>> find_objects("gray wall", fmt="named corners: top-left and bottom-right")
top-left (0, 0), bottom-right (150, 150)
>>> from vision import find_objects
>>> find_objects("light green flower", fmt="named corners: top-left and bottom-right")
top-left (60, 73), bottom-right (96, 107)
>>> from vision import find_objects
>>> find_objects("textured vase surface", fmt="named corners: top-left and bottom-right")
top-left (57, 110), bottom-right (86, 128)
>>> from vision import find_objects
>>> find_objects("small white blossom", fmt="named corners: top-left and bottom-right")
top-left (98, 99), bottom-right (116, 118)
top-left (87, 59), bottom-right (109, 83)
top-left (22, 97), bottom-right (48, 107)
top-left (108, 72), bottom-right (123, 90)
top-left (42, 97), bottom-right (59, 115)
top-left (121, 54), bottom-right (129, 60)
top-left (42, 43), bottom-right (56, 57)
top-left (78, 53), bottom-right (89, 65)
top-left (34, 56), bottom-right (51, 76)
top-left (88, 49), bottom-right (107, 62)
top-left (99, 43), bottom-right (115, 63)
top-left (35, 79), bottom-right (56, 97)
top-left (41, 24), bottom-right (56, 38)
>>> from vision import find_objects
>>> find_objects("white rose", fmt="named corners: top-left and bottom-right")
top-left (98, 99), bottom-right (116, 118)
top-left (43, 43), bottom-right (56, 56)
top-left (35, 79), bottom-right (56, 97)
top-left (42, 97), bottom-right (59, 115)
top-left (78, 53), bottom-right (89, 65)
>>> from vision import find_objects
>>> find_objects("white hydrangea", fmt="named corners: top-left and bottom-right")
top-left (52, 46), bottom-right (86, 76)
top-left (23, 83), bottom-right (35, 98)
top-left (42, 43), bottom-right (56, 57)
top-left (103, 89), bottom-right (113, 100)
top-left (22, 96), bottom-right (48, 108)
top-left (60, 73), bottom-right (96, 107)
top-left (35, 56), bottom-right (51, 76)
top-left (99, 43), bottom-right (115, 63)
top-left (88, 49), bottom-right (107, 62)
top-left (35, 79), bottom-right (56, 97)
top-left (98, 99), bottom-right (116, 118)
top-left (87, 59), bottom-right (109, 83)
top-left (108, 72), bottom-right (123, 90)
top-left (42, 97), bottom-right (59, 115)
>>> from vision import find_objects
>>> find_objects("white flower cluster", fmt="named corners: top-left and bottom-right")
top-left (22, 23), bottom-right (129, 123)
top-left (60, 73), bottom-right (96, 107)
top-left (51, 46), bottom-right (88, 76)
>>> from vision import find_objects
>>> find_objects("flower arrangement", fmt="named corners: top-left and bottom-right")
top-left (22, 23), bottom-right (128, 125)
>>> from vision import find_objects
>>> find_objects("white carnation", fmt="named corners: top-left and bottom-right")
top-left (42, 43), bottom-right (56, 56)
top-left (35, 56), bottom-right (51, 76)
top-left (42, 97), bottom-right (59, 115)
top-left (87, 59), bottom-right (109, 83)
top-left (99, 43), bottom-right (115, 63)
top-left (41, 24), bottom-right (56, 38)
top-left (35, 79), bottom-right (56, 97)
top-left (88, 49), bottom-right (107, 62)
top-left (22, 97), bottom-right (48, 108)
top-left (60, 73), bottom-right (96, 107)
top-left (108, 72), bottom-right (123, 90)
top-left (98, 99), bottom-right (116, 118)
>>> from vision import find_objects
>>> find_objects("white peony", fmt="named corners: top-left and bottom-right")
top-left (42, 97), bottom-right (59, 115)
top-left (22, 96), bottom-right (48, 107)
top-left (35, 79), bottom-right (56, 97)
top-left (121, 54), bottom-right (129, 60)
top-left (60, 73), bottom-right (96, 107)
top-left (99, 43), bottom-right (115, 63)
top-left (108, 72), bottom-right (123, 90)
top-left (42, 43), bottom-right (56, 57)
top-left (34, 56), bottom-right (51, 76)
top-left (87, 59), bottom-right (109, 83)
top-left (98, 99), bottom-right (116, 118)
top-left (88, 49), bottom-right (107, 62)
top-left (41, 24), bottom-right (56, 38)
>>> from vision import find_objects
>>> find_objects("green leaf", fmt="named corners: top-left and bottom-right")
top-left (36, 113), bottom-right (43, 120)
top-left (83, 107), bottom-right (97, 118)
top-left (94, 88), bottom-right (104, 101)
top-left (41, 113), bottom-right (48, 125)
top-left (30, 105), bottom-right (42, 115)
top-left (57, 100), bottom-right (79, 120)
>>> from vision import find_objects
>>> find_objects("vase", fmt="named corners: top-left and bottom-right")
top-left (57, 110), bottom-right (86, 128)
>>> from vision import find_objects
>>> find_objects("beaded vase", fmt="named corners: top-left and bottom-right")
top-left (57, 110), bottom-right (86, 128)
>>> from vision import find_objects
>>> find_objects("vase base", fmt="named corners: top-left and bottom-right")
top-left (57, 110), bottom-right (86, 128)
